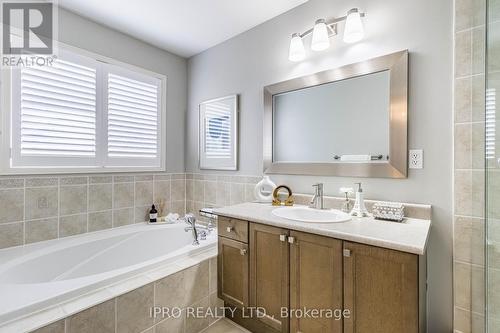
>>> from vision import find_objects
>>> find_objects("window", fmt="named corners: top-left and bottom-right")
top-left (486, 88), bottom-right (496, 160)
top-left (199, 95), bottom-right (238, 170)
top-left (4, 47), bottom-right (165, 173)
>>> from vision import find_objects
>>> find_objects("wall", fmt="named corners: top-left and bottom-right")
top-left (453, 0), bottom-right (487, 331)
top-left (186, 0), bottom-right (453, 331)
top-left (0, 8), bottom-right (188, 248)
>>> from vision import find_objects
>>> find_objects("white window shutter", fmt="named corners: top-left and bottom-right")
top-left (8, 46), bottom-right (165, 173)
top-left (105, 66), bottom-right (161, 167)
top-left (11, 52), bottom-right (99, 167)
top-left (486, 88), bottom-right (496, 160)
top-left (204, 102), bottom-right (232, 158)
top-left (199, 95), bottom-right (238, 170)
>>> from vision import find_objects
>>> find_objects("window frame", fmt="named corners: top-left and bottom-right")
top-left (0, 42), bottom-right (167, 175)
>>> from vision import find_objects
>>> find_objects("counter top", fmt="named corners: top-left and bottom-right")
top-left (214, 202), bottom-right (431, 255)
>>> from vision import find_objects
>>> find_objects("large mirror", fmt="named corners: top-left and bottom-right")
top-left (263, 50), bottom-right (408, 178)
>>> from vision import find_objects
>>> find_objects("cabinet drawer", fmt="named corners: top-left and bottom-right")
top-left (218, 216), bottom-right (248, 243)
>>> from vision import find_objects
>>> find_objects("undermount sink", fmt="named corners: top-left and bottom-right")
top-left (272, 206), bottom-right (351, 223)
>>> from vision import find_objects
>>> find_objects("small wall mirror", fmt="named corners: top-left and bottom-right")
top-left (263, 50), bottom-right (408, 178)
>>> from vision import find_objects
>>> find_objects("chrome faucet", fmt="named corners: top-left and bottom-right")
top-left (184, 214), bottom-right (208, 245)
top-left (310, 183), bottom-right (324, 209)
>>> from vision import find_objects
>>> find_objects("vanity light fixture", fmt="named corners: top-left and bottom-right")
top-left (311, 19), bottom-right (330, 51)
top-left (344, 8), bottom-right (365, 43)
top-left (288, 8), bottom-right (366, 62)
top-left (288, 33), bottom-right (306, 62)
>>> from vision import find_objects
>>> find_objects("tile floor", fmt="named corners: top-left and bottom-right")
top-left (200, 318), bottom-right (251, 333)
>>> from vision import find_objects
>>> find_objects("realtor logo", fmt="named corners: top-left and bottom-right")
top-left (1, 0), bottom-right (57, 67)
top-left (2, 1), bottom-right (53, 54)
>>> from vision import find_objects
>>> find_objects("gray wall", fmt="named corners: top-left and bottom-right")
top-left (187, 0), bottom-right (453, 331)
top-left (59, 8), bottom-right (188, 172)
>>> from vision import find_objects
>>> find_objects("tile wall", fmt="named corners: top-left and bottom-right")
top-left (453, 0), bottom-right (487, 331)
top-left (0, 171), bottom-right (435, 251)
top-left (32, 258), bottom-right (220, 333)
top-left (185, 173), bottom-right (432, 220)
top-left (0, 172), bottom-right (263, 250)
top-left (185, 174), bottom-right (261, 222)
top-left (0, 173), bottom-right (187, 250)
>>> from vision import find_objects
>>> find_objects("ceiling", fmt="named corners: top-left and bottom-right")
top-left (59, 0), bottom-right (308, 58)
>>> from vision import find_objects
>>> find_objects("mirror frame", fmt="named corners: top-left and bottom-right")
top-left (263, 50), bottom-right (408, 179)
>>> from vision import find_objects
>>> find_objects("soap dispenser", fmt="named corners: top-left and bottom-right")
top-left (351, 183), bottom-right (369, 217)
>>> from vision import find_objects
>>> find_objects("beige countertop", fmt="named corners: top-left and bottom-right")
top-left (214, 202), bottom-right (431, 255)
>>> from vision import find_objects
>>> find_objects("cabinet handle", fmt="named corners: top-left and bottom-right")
top-left (343, 249), bottom-right (351, 257)
top-left (279, 234), bottom-right (287, 242)
top-left (226, 226), bottom-right (234, 233)
top-left (240, 248), bottom-right (247, 256)
top-left (288, 236), bottom-right (296, 244)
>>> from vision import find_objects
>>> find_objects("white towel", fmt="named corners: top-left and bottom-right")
top-left (340, 154), bottom-right (371, 162)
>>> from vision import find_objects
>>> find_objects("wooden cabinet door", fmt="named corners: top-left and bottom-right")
top-left (249, 223), bottom-right (289, 333)
top-left (289, 231), bottom-right (343, 333)
top-left (343, 242), bottom-right (418, 333)
top-left (218, 236), bottom-right (249, 308)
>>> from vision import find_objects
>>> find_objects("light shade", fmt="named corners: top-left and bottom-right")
top-left (288, 33), bottom-right (305, 62)
top-left (343, 8), bottom-right (364, 43)
top-left (311, 19), bottom-right (330, 51)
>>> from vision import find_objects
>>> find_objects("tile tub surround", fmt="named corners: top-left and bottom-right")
top-left (453, 0), bottom-right (488, 331)
top-left (185, 173), bottom-right (262, 222)
top-left (0, 173), bottom-right (187, 249)
top-left (4, 252), bottom-right (219, 333)
top-left (215, 202), bottom-right (431, 255)
top-left (0, 172), bottom-right (267, 250)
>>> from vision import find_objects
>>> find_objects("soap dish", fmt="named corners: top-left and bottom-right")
top-left (372, 202), bottom-right (405, 222)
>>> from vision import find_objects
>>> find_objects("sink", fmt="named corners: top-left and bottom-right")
top-left (272, 206), bottom-right (351, 223)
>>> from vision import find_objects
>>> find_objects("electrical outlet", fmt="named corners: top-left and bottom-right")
top-left (409, 149), bottom-right (423, 169)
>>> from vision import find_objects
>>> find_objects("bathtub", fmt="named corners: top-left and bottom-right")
top-left (0, 222), bottom-right (217, 329)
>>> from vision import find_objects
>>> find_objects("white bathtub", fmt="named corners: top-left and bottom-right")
top-left (0, 222), bottom-right (217, 328)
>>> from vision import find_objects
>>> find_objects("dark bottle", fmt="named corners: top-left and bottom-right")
top-left (149, 204), bottom-right (158, 223)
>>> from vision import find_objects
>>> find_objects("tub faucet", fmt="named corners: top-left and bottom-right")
top-left (184, 214), bottom-right (208, 245)
top-left (310, 183), bottom-right (324, 209)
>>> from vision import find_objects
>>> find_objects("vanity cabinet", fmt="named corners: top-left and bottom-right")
top-left (218, 236), bottom-right (248, 308)
top-left (343, 242), bottom-right (418, 333)
top-left (249, 223), bottom-right (290, 333)
top-left (217, 216), bottom-right (249, 308)
top-left (289, 231), bottom-right (343, 333)
top-left (217, 217), bottom-right (421, 333)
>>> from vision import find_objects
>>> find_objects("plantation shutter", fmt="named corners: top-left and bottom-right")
top-left (9, 47), bottom-right (164, 171)
top-left (199, 95), bottom-right (238, 170)
top-left (204, 100), bottom-right (232, 158)
top-left (486, 88), bottom-right (496, 160)
top-left (11, 51), bottom-right (99, 167)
